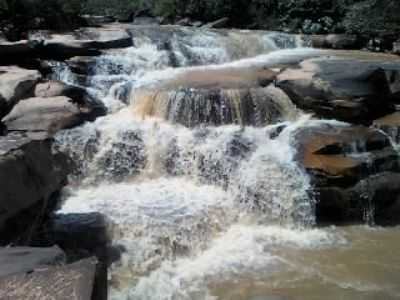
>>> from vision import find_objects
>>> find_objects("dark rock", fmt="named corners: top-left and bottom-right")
top-left (0, 246), bottom-right (65, 278)
top-left (277, 56), bottom-right (400, 124)
top-left (0, 133), bottom-right (70, 236)
top-left (51, 213), bottom-right (110, 260)
top-left (0, 257), bottom-right (97, 300)
top-left (66, 56), bottom-right (96, 75)
top-left (294, 123), bottom-right (400, 225)
top-left (317, 172), bottom-right (400, 225)
top-left (0, 40), bottom-right (40, 64)
top-left (394, 40), bottom-right (400, 55)
top-left (50, 213), bottom-right (110, 300)
top-left (0, 66), bottom-right (41, 119)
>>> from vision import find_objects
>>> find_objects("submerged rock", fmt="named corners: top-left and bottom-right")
top-left (131, 85), bottom-right (298, 127)
top-left (294, 123), bottom-right (400, 224)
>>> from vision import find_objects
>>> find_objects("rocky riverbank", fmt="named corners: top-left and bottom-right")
top-left (1, 23), bottom-right (400, 299)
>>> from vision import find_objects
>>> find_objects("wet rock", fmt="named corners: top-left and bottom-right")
top-left (311, 34), bottom-right (360, 49)
top-left (51, 213), bottom-right (110, 259)
top-left (317, 172), bottom-right (400, 225)
top-left (294, 123), bottom-right (400, 224)
top-left (0, 246), bottom-right (66, 277)
top-left (0, 133), bottom-right (70, 235)
top-left (66, 56), bottom-right (96, 75)
top-left (51, 213), bottom-right (110, 300)
top-left (3, 97), bottom-right (83, 134)
top-left (373, 112), bottom-right (400, 143)
top-left (0, 66), bottom-right (41, 119)
top-left (34, 80), bottom-right (106, 117)
top-left (0, 257), bottom-right (97, 300)
top-left (277, 56), bottom-right (400, 124)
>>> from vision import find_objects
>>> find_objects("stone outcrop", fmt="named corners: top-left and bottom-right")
top-left (277, 55), bottom-right (400, 124)
top-left (0, 133), bottom-right (70, 235)
top-left (294, 123), bottom-right (400, 224)
top-left (0, 257), bottom-right (98, 300)
top-left (3, 96), bottom-right (91, 135)
top-left (0, 66), bottom-right (41, 119)
top-left (3, 80), bottom-right (106, 135)
top-left (0, 246), bottom-right (66, 277)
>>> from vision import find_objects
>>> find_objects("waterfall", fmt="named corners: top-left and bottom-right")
top-left (52, 26), bottom-right (354, 300)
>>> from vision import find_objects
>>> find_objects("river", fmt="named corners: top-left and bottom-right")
top-left (51, 26), bottom-right (400, 300)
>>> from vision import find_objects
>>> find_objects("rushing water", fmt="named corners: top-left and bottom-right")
top-left (53, 26), bottom-right (400, 300)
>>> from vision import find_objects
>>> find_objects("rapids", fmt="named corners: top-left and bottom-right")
top-left (53, 26), bottom-right (400, 300)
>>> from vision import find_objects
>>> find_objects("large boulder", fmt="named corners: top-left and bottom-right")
top-left (34, 80), bottom-right (106, 116)
top-left (0, 257), bottom-right (98, 300)
top-left (294, 123), bottom-right (400, 224)
top-left (0, 133), bottom-right (70, 235)
top-left (0, 66), bottom-right (41, 119)
top-left (277, 55), bottom-right (400, 124)
top-left (2, 93), bottom-right (105, 135)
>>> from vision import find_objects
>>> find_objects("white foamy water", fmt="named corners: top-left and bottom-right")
top-left (52, 26), bottom-right (400, 300)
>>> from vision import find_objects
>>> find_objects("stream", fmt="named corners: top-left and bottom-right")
top-left (52, 26), bottom-right (400, 300)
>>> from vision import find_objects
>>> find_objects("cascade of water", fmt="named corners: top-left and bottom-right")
top-left (51, 26), bottom-right (359, 300)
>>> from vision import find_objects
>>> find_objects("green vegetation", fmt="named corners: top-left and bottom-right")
top-left (0, 0), bottom-right (399, 40)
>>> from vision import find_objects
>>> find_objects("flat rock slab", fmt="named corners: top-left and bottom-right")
top-left (2, 96), bottom-right (81, 134)
top-left (0, 246), bottom-right (65, 278)
top-left (0, 257), bottom-right (97, 300)
top-left (2, 93), bottom-right (105, 135)
top-left (29, 26), bottom-right (133, 59)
